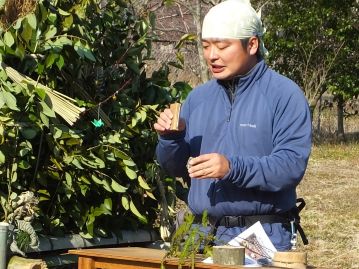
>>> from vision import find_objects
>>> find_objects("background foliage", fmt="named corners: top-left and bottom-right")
top-left (0, 0), bottom-right (190, 239)
top-left (263, 0), bottom-right (359, 114)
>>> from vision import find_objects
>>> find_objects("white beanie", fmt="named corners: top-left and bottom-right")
top-left (202, 0), bottom-right (267, 55)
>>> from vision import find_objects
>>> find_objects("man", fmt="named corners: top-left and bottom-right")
top-left (154, 0), bottom-right (312, 251)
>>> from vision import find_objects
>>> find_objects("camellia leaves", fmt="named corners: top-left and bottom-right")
top-left (138, 175), bottom-right (150, 190)
top-left (21, 23), bottom-right (33, 43)
top-left (175, 33), bottom-right (196, 49)
top-left (123, 159), bottom-right (135, 166)
top-left (103, 198), bottom-right (112, 211)
top-left (111, 179), bottom-right (127, 193)
top-left (121, 196), bottom-right (129, 210)
top-left (20, 127), bottom-right (38, 140)
top-left (63, 15), bottom-right (73, 29)
top-left (91, 174), bottom-right (103, 185)
top-left (40, 101), bottom-right (56, 117)
top-left (40, 111), bottom-right (50, 127)
top-left (44, 25), bottom-right (57, 40)
top-left (125, 166), bottom-right (137, 180)
top-left (26, 13), bottom-right (37, 30)
top-left (125, 59), bottom-right (140, 74)
top-left (50, 36), bottom-right (72, 50)
top-left (13, 18), bottom-right (23, 30)
top-left (65, 138), bottom-right (81, 146)
top-left (18, 160), bottom-right (30, 169)
top-left (4, 32), bottom-right (15, 47)
top-left (2, 91), bottom-right (19, 111)
top-left (65, 172), bottom-right (72, 188)
top-left (79, 184), bottom-right (88, 196)
top-left (129, 200), bottom-right (147, 223)
top-left (37, 189), bottom-right (51, 201)
top-left (58, 8), bottom-right (71, 16)
top-left (0, 0), bottom-right (190, 239)
top-left (0, 150), bottom-right (5, 165)
top-left (53, 127), bottom-right (63, 139)
top-left (0, 92), bottom-right (5, 109)
top-left (114, 149), bottom-right (130, 160)
top-left (45, 53), bottom-right (58, 68)
top-left (56, 55), bottom-right (65, 70)
top-left (19, 148), bottom-right (31, 157)
top-left (71, 158), bottom-right (84, 170)
top-left (145, 191), bottom-right (156, 200)
top-left (79, 176), bottom-right (90, 184)
top-left (35, 87), bottom-right (47, 100)
top-left (74, 40), bottom-right (96, 61)
top-left (102, 179), bottom-right (112, 192)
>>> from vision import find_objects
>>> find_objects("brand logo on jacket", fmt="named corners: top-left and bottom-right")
top-left (239, 123), bottom-right (257, 128)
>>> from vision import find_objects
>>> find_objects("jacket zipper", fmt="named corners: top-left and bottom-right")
top-left (227, 80), bottom-right (236, 122)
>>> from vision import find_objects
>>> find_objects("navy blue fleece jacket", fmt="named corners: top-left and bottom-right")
top-left (156, 59), bottom-right (311, 223)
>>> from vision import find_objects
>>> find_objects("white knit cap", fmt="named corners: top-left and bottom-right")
top-left (202, 0), bottom-right (267, 55)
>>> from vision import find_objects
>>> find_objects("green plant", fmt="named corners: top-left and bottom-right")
top-left (0, 0), bottom-right (192, 240)
top-left (161, 211), bottom-right (214, 269)
top-left (15, 229), bottom-right (31, 252)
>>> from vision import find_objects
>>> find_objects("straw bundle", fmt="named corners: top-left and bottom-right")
top-left (1, 62), bottom-right (84, 125)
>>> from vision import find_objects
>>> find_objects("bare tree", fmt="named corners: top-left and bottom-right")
top-left (299, 42), bottom-right (344, 116)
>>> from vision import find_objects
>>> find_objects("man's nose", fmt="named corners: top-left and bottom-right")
top-left (208, 47), bottom-right (219, 60)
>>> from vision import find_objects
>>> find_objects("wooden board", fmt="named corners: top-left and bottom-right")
top-left (69, 247), bottom-right (258, 269)
top-left (69, 247), bottom-right (320, 269)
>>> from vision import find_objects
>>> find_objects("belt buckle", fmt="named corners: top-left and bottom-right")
top-left (223, 216), bottom-right (246, 227)
top-left (237, 216), bottom-right (245, 227)
top-left (224, 216), bottom-right (231, 228)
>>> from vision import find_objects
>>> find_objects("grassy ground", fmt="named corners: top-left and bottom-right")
top-left (297, 143), bottom-right (359, 269)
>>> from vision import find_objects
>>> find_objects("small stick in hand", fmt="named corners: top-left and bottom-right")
top-left (170, 103), bottom-right (181, 130)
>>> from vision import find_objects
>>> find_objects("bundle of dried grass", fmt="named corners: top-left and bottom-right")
top-left (1, 62), bottom-right (85, 125)
top-left (0, 0), bottom-right (37, 29)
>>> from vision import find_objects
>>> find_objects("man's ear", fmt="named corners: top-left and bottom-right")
top-left (248, 36), bottom-right (259, 55)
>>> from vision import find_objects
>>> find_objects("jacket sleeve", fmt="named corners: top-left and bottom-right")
top-left (223, 88), bottom-right (312, 192)
top-left (155, 101), bottom-right (191, 178)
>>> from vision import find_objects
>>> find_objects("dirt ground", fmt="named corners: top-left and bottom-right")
top-left (297, 143), bottom-right (359, 269)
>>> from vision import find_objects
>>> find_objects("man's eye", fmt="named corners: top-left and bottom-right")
top-left (217, 45), bottom-right (229, 49)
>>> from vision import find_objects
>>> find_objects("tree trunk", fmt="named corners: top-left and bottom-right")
top-left (194, 0), bottom-right (210, 83)
top-left (317, 95), bottom-right (322, 133)
top-left (336, 94), bottom-right (346, 142)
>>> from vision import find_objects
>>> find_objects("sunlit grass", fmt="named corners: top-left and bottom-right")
top-left (297, 143), bottom-right (359, 268)
top-left (311, 143), bottom-right (359, 160)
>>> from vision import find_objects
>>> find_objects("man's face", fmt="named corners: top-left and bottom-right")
top-left (202, 38), bottom-right (255, 80)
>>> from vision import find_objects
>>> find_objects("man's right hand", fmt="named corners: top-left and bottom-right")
top-left (154, 108), bottom-right (185, 136)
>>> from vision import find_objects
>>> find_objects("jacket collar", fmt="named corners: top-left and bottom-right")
top-left (218, 58), bottom-right (268, 94)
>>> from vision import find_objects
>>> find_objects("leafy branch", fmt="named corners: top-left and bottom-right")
top-left (161, 211), bottom-right (214, 269)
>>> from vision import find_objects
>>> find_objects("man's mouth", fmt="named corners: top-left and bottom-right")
top-left (211, 64), bottom-right (225, 73)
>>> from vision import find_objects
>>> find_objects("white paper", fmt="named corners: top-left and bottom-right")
top-left (228, 221), bottom-right (277, 266)
top-left (201, 221), bottom-right (277, 267)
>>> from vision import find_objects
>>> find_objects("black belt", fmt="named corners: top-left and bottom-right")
top-left (195, 213), bottom-right (291, 229)
top-left (214, 214), bottom-right (290, 228)
top-left (194, 199), bottom-right (309, 245)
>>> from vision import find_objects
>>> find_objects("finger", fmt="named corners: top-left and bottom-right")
top-left (163, 108), bottom-right (174, 119)
top-left (156, 116), bottom-right (171, 130)
top-left (189, 154), bottom-right (212, 167)
top-left (153, 122), bottom-right (166, 132)
top-left (189, 168), bottom-right (208, 179)
top-left (188, 163), bottom-right (211, 176)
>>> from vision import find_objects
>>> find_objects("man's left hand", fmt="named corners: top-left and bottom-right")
top-left (187, 153), bottom-right (230, 179)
